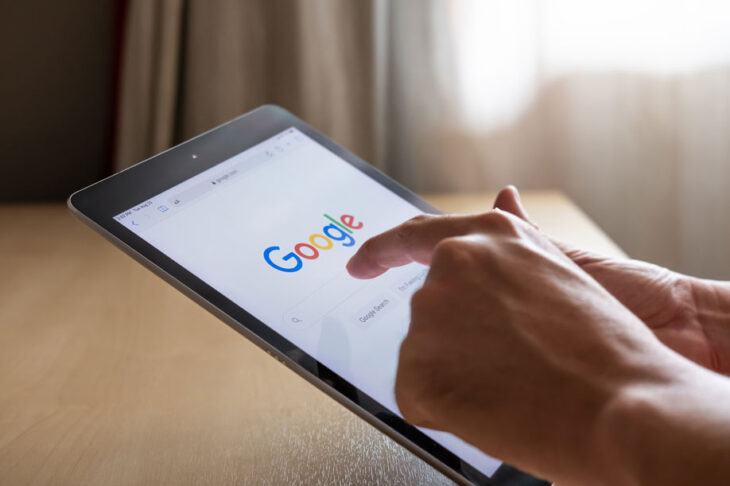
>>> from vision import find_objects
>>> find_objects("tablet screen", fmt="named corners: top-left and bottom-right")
top-left (113, 127), bottom-right (502, 477)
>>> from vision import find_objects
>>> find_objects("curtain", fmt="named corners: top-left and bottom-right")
top-left (115, 0), bottom-right (730, 279)
top-left (116, 0), bottom-right (374, 171)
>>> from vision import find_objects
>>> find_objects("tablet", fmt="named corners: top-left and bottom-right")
top-left (68, 105), bottom-right (548, 486)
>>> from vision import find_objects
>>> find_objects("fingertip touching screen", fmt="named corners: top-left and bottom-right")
top-left (114, 127), bottom-right (503, 478)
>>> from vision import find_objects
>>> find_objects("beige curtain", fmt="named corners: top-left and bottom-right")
top-left (116, 0), bottom-right (374, 171)
top-left (115, 0), bottom-right (730, 279)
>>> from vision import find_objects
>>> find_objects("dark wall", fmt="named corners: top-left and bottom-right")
top-left (0, 0), bottom-right (115, 201)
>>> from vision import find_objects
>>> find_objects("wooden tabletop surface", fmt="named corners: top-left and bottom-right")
top-left (0, 192), bottom-right (624, 485)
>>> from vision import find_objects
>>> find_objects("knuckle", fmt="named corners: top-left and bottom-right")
top-left (431, 237), bottom-right (475, 270)
top-left (409, 213), bottom-right (434, 225)
top-left (396, 214), bottom-right (433, 242)
top-left (476, 209), bottom-right (519, 235)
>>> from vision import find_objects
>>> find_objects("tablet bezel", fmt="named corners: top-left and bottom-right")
top-left (68, 105), bottom-right (548, 486)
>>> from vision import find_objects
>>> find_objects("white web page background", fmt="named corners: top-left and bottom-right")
top-left (116, 128), bottom-right (502, 477)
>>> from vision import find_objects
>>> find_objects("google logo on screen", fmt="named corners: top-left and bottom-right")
top-left (263, 214), bottom-right (363, 273)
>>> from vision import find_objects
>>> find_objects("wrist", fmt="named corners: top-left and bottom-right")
top-left (595, 356), bottom-right (730, 486)
top-left (689, 276), bottom-right (730, 324)
top-left (688, 276), bottom-right (730, 373)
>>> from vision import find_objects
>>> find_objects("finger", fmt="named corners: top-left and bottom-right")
top-left (492, 185), bottom-right (538, 229)
top-left (346, 213), bottom-right (490, 279)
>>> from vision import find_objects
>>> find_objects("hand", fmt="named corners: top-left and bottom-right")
top-left (492, 186), bottom-right (730, 375)
top-left (347, 206), bottom-right (687, 485)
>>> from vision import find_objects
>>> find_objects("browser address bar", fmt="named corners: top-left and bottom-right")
top-left (167, 152), bottom-right (271, 208)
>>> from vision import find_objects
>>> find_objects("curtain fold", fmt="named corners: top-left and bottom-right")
top-left (114, 0), bottom-right (730, 279)
top-left (116, 0), bottom-right (374, 172)
top-left (115, 0), bottom-right (184, 169)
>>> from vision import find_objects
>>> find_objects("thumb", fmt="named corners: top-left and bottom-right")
top-left (492, 185), bottom-right (537, 229)
top-left (492, 186), bottom-right (611, 269)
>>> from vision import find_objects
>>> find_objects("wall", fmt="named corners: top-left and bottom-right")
top-left (0, 0), bottom-right (114, 201)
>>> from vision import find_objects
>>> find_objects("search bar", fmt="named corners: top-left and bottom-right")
top-left (282, 265), bottom-right (429, 329)
top-left (283, 272), bottom-right (366, 328)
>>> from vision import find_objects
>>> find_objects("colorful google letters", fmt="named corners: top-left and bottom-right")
top-left (263, 214), bottom-right (363, 272)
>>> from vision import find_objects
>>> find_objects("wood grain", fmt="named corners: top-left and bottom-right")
top-left (0, 192), bottom-right (624, 485)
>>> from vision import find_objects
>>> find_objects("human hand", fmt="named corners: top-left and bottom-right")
top-left (346, 206), bottom-right (687, 485)
top-left (492, 186), bottom-right (730, 375)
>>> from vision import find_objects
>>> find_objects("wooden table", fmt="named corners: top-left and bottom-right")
top-left (0, 192), bottom-right (624, 485)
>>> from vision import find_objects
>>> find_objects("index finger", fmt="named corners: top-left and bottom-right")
top-left (346, 213), bottom-right (494, 279)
